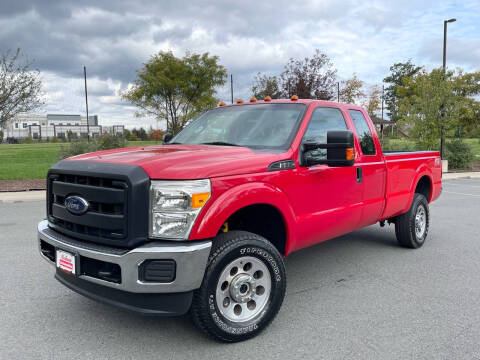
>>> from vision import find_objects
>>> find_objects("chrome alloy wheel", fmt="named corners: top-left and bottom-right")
top-left (215, 256), bottom-right (272, 322)
top-left (415, 205), bottom-right (427, 238)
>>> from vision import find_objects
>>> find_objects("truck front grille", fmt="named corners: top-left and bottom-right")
top-left (48, 173), bottom-right (128, 242)
top-left (46, 161), bottom-right (150, 249)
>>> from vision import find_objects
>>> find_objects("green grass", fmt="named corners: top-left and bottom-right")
top-left (1, 139), bottom-right (479, 180)
top-left (0, 141), bottom-right (162, 180)
top-left (464, 139), bottom-right (480, 159)
top-left (381, 138), bottom-right (480, 158)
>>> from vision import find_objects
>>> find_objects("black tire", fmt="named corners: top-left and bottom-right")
top-left (395, 193), bottom-right (430, 249)
top-left (190, 231), bottom-right (286, 342)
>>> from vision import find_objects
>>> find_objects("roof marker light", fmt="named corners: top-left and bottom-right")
top-left (264, 96), bottom-right (272, 101)
top-left (236, 98), bottom-right (244, 104)
top-left (250, 97), bottom-right (257, 102)
top-left (291, 94), bottom-right (298, 101)
top-left (219, 101), bottom-right (226, 107)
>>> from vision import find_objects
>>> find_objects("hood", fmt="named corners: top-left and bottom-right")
top-left (67, 144), bottom-right (290, 179)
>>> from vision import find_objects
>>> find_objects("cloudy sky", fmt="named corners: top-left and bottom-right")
top-left (1, 0), bottom-right (479, 128)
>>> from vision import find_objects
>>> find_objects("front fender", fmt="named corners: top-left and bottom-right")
top-left (189, 181), bottom-right (297, 253)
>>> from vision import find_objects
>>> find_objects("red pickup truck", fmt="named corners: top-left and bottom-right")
top-left (38, 98), bottom-right (442, 342)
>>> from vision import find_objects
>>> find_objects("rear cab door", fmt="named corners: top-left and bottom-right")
top-left (345, 107), bottom-right (387, 227)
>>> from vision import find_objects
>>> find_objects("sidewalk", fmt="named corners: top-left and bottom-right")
top-left (0, 190), bottom-right (45, 203)
top-left (442, 171), bottom-right (480, 180)
top-left (1, 172), bottom-right (479, 203)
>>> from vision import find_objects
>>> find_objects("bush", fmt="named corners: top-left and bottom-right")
top-left (0, 130), bottom-right (3, 143)
top-left (128, 133), bottom-right (140, 141)
top-left (50, 136), bottom-right (58, 143)
top-left (445, 138), bottom-right (474, 169)
top-left (151, 129), bottom-right (165, 141)
top-left (98, 133), bottom-right (127, 150)
top-left (22, 135), bottom-right (34, 144)
top-left (59, 134), bottom-right (128, 159)
top-left (59, 140), bottom-right (99, 159)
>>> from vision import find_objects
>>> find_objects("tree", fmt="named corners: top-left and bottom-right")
top-left (123, 128), bottom-right (131, 139)
top-left (151, 129), bottom-right (165, 141)
top-left (397, 68), bottom-right (472, 149)
top-left (251, 73), bottom-right (283, 99)
top-left (280, 49), bottom-right (337, 100)
top-left (383, 60), bottom-right (422, 122)
top-left (363, 85), bottom-right (382, 117)
top-left (123, 51), bottom-right (227, 134)
top-left (339, 74), bottom-right (364, 104)
top-left (0, 48), bottom-right (43, 128)
top-left (131, 127), bottom-right (149, 141)
top-left (451, 70), bottom-right (480, 135)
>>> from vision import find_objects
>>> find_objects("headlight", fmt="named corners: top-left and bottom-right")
top-left (149, 179), bottom-right (211, 240)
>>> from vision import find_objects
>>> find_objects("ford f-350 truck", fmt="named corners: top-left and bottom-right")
top-left (38, 98), bottom-right (442, 342)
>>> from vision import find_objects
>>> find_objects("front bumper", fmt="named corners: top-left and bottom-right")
top-left (37, 220), bottom-right (211, 315)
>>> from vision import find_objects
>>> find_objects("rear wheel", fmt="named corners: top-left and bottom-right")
top-left (190, 231), bottom-right (286, 342)
top-left (395, 193), bottom-right (429, 249)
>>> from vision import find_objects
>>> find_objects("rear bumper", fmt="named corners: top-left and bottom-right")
top-left (37, 220), bottom-right (211, 315)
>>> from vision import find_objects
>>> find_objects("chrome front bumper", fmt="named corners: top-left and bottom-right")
top-left (37, 220), bottom-right (211, 294)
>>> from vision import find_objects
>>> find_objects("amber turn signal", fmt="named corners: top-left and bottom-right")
top-left (346, 147), bottom-right (355, 161)
top-left (291, 94), bottom-right (298, 100)
top-left (264, 96), bottom-right (272, 101)
top-left (250, 97), bottom-right (257, 102)
top-left (219, 101), bottom-right (226, 107)
top-left (192, 192), bottom-right (210, 208)
top-left (236, 98), bottom-right (244, 104)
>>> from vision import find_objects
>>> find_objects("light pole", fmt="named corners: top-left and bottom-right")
top-left (84, 66), bottom-right (90, 142)
top-left (440, 18), bottom-right (456, 158)
top-left (443, 18), bottom-right (456, 71)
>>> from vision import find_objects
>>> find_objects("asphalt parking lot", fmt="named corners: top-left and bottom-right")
top-left (1, 178), bottom-right (479, 359)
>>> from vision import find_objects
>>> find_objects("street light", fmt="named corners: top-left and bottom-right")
top-left (440, 18), bottom-right (456, 159)
top-left (443, 18), bottom-right (456, 71)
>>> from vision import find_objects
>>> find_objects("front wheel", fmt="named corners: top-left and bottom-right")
top-left (190, 231), bottom-right (286, 342)
top-left (395, 193), bottom-right (430, 249)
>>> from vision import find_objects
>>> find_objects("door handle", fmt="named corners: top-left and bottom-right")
top-left (356, 167), bottom-right (362, 183)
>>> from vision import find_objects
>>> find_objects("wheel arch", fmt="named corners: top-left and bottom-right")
top-left (402, 167), bottom-right (434, 214)
top-left (189, 182), bottom-right (297, 256)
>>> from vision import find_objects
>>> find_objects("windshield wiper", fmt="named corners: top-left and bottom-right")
top-left (200, 141), bottom-right (240, 146)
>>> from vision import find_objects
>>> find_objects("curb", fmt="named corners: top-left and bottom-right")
top-left (0, 190), bottom-right (46, 203)
top-left (442, 172), bottom-right (480, 180)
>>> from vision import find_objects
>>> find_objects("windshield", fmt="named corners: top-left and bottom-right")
top-left (171, 103), bottom-right (306, 150)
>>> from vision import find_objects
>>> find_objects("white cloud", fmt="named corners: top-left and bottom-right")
top-left (0, 0), bottom-right (479, 129)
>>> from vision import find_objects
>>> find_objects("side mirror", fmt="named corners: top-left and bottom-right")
top-left (301, 130), bottom-right (355, 167)
top-left (162, 133), bottom-right (173, 144)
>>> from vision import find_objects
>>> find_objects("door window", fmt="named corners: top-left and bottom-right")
top-left (348, 110), bottom-right (376, 155)
top-left (302, 107), bottom-right (347, 161)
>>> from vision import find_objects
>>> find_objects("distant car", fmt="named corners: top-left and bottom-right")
top-left (38, 98), bottom-right (442, 342)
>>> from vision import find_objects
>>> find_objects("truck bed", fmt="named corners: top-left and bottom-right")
top-left (381, 151), bottom-right (442, 220)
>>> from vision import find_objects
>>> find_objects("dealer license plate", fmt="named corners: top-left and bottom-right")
top-left (56, 250), bottom-right (76, 275)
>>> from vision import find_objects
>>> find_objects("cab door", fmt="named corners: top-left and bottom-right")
top-left (288, 106), bottom-right (363, 251)
top-left (347, 109), bottom-right (386, 227)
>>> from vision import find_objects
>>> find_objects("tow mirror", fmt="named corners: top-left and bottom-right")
top-left (163, 133), bottom-right (173, 144)
top-left (301, 130), bottom-right (355, 167)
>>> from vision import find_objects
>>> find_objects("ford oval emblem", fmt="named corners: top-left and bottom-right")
top-left (64, 196), bottom-right (89, 215)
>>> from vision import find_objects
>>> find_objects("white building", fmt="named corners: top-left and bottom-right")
top-left (2, 114), bottom-right (124, 141)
